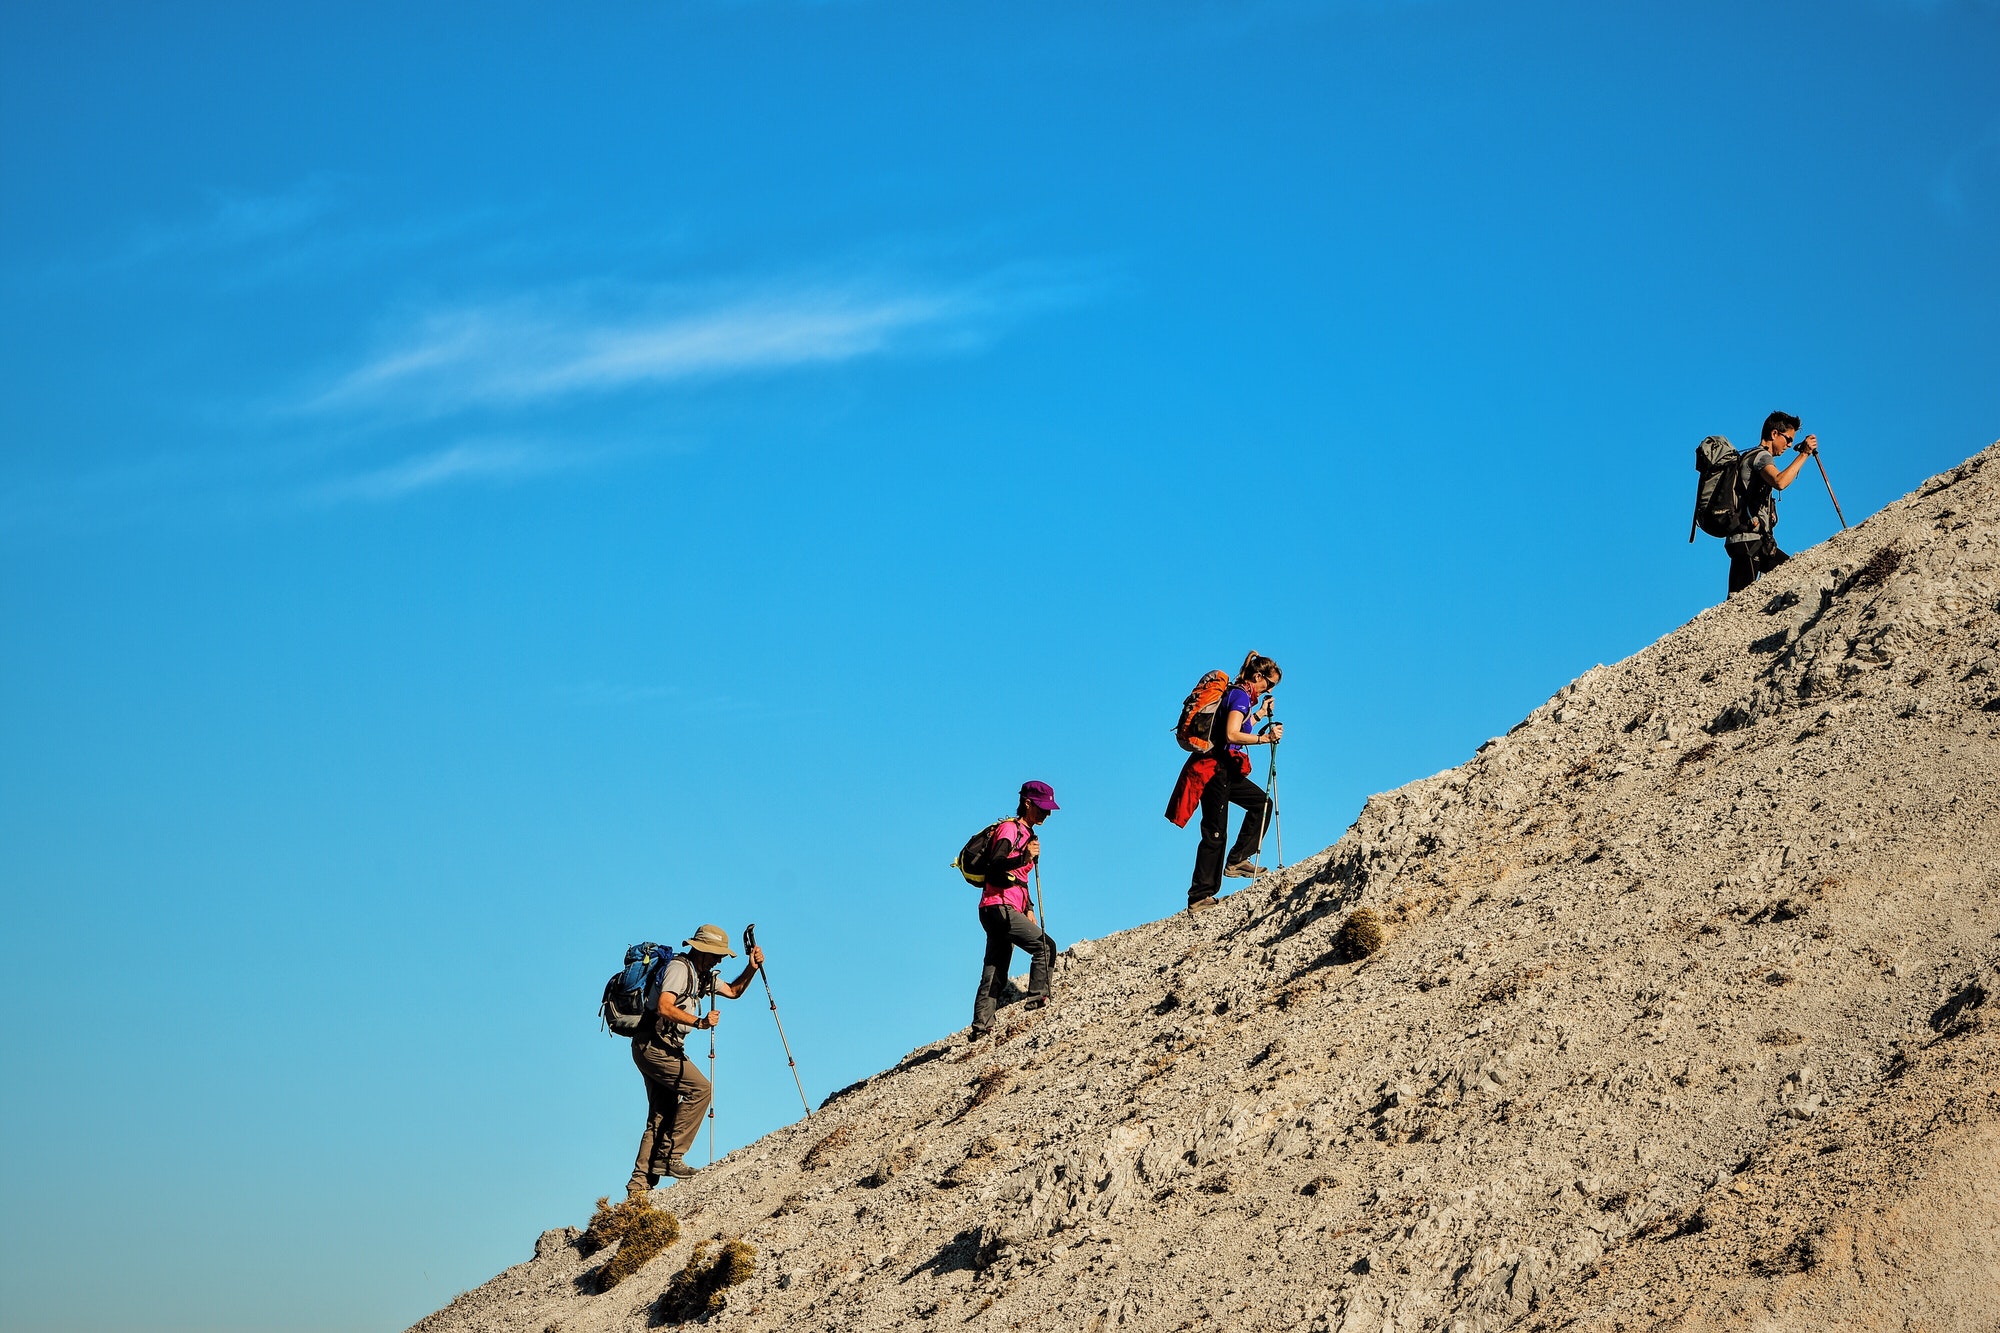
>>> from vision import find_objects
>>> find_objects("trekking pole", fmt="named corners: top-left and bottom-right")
top-left (1033, 862), bottom-right (1049, 939)
top-left (705, 992), bottom-right (716, 1166)
top-left (744, 924), bottom-right (812, 1117)
top-left (1259, 706), bottom-right (1284, 870)
top-left (1267, 736), bottom-right (1284, 869)
top-left (1813, 450), bottom-right (1850, 530)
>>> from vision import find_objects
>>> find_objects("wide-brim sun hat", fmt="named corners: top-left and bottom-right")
top-left (683, 923), bottom-right (737, 957)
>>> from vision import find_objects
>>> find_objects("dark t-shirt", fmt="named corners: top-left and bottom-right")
top-left (1209, 684), bottom-right (1257, 759)
top-left (1729, 446), bottom-right (1778, 544)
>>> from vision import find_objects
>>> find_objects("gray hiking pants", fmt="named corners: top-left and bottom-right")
top-left (973, 904), bottom-right (1054, 1033)
top-left (628, 1038), bottom-right (712, 1189)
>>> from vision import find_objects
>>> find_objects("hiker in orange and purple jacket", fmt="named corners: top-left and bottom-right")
top-left (1188, 653), bottom-right (1282, 911)
top-left (970, 781), bottom-right (1059, 1038)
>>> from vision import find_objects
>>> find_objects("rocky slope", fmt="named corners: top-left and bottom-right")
top-left (415, 444), bottom-right (2000, 1333)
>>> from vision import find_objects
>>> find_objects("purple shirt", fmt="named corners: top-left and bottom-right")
top-left (1216, 684), bottom-right (1257, 759)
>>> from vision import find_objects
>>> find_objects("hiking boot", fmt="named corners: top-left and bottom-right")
top-left (626, 1182), bottom-right (652, 1202)
top-left (663, 1158), bottom-right (697, 1180)
top-left (1186, 895), bottom-right (1219, 913)
top-left (969, 1025), bottom-right (992, 1041)
top-left (1224, 859), bottom-right (1266, 878)
top-left (1023, 995), bottom-right (1049, 1011)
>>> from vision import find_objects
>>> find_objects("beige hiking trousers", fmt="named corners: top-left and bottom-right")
top-left (628, 1038), bottom-right (713, 1189)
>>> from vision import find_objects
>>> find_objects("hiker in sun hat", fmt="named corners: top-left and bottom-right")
top-left (967, 780), bottom-right (1060, 1039)
top-left (626, 923), bottom-right (764, 1198)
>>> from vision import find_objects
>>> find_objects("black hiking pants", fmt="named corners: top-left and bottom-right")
top-left (1190, 761), bottom-right (1270, 905)
top-left (972, 904), bottom-right (1054, 1033)
top-left (1727, 536), bottom-right (1789, 596)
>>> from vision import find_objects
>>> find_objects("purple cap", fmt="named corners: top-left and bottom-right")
top-left (1020, 780), bottom-right (1060, 811)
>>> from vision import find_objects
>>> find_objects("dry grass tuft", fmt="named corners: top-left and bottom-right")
top-left (1852, 545), bottom-right (1903, 590)
top-left (1760, 1028), bottom-right (1806, 1047)
top-left (1333, 906), bottom-right (1388, 960)
top-left (580, 1195), bottom-right (660, 1256)
top-left (594, 1203), bottom-right (681, 1290)
top-left (949, 1064), bottom-right (1011, 1123)
top-left (655, 1238), bottom-right (757, 1323)
top-left (1676, 741), bottom-right (1717, 770)
top-left (800, 1125), bottom-right (851, 1171)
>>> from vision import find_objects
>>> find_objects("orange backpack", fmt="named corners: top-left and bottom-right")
top-left (1173, 670), bottom-right (1232, 752)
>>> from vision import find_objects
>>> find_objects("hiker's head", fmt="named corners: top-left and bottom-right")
top-left (1239, 651), bottom-right (1282, 695)
top-left (1762, 411), bottom-right (1802, 449)
top-left (1017, 780), bottom-right (1059, 824)
top-left (682, 924), bottom-right (736, 971)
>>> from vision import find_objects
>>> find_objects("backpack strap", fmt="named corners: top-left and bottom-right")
top-left (984, 817), bottom-right (1031, 882)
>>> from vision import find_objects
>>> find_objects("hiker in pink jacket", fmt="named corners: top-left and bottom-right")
top-left (970, 781), bottom-right (1059, 1038)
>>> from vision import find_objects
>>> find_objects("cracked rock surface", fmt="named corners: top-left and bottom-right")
top-left (412, 444), bottom-right (2000, 1333)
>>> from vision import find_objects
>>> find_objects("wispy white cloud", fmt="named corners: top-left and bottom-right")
top-left (312, 437), bottom-right (628, 503)
top-left (304, 268), bottom-right (1086, 421)
top-left (19, 174), bottom-right (494, 292)
top-left (557, 680), bottom-right (688, 706)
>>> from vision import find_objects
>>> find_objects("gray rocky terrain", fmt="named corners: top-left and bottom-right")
top-left (414, 443), bottom-right (2000, 1333)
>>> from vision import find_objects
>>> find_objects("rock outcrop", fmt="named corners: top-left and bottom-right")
top-left (414, 444), bottom-right (2000, 1333)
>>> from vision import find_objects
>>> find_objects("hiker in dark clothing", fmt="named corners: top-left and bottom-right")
top-left (970, 781), bottom-right (1059, 1039)
top-left (1189, 653), bottom-right (1283, 911)
top-left (627, 924), bottom-right (763, 1199)
top-left (1727, 411), bottom-right (1819, 596)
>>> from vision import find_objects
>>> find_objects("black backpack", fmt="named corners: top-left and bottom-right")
top-left (952, 819), bottom-right (1014, 887)
top-left (1689, 435), bottom-right (1746, 541)
top-left (599, 942), bottom-right (676, 1036)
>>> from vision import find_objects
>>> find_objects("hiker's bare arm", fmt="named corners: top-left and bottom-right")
top-left (658, 997), bottom-right (713, 1028)
top-left (1223, 709), bottom-right (1281, 746)
top-left (710, 946), bottom-right (762, 999)
top-left (1762, 435), bottom-right (1817, 491)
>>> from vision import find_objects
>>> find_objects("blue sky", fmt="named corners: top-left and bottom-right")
top-left (2, 2), bottom-right (1996, 1329)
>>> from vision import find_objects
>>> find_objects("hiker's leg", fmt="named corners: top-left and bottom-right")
top-left (973, 905), bottom-right (1013, 1031)
top-left (1223, 769), bottom-right (1271, 864)
top-left (666, 1053), bottom-right (714, 1163)
top-left (1007, 907), bottom-right (1055, 998)
top-left (630, 1039), bottom-right (677, 1190)
top-left (1727, 542), bottom-right (1758, 595)
top-left (1190, 773), bottom-right (1231, 904)
top-left (1757, 538), bottom-right (1790, 577)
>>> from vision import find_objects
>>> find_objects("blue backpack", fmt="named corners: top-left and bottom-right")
top-left (599, 942), bottom-right (676, 1036)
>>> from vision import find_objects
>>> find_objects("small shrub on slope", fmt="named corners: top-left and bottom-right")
top-left (586, 1199), bottom-right (681, 1291)
top-left (1334, 906), bottom-right (1388, 960)
top-left (799, 1125), bottom-right (850, 1171)
top-left (655, 1239), bottom-right (757, 1322)
top-left (580, 1196), bottom-right (639, 1255)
